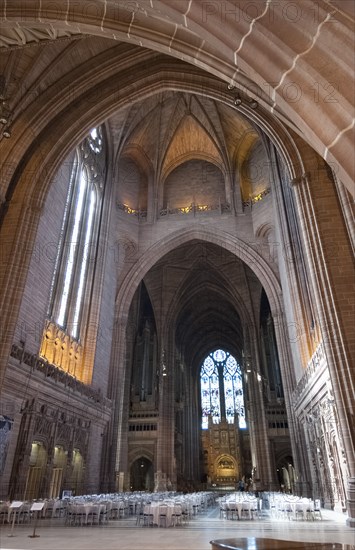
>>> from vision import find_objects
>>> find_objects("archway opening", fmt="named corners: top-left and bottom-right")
top-left (49, 445), bottom-right (67, 499)
top-left (24, 441), bottom-right (47, 500)
top-left (130, 457), bottom-right (154, 492)
top-left (71, 449), bottom-right (84, 496)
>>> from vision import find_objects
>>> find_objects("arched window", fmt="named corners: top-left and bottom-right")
top-left (40, 127), bottom-right (106, 378)
top-left (200, 349), bottom-right (246, 429)
top-left (50, 126), bottom-right (105, 339)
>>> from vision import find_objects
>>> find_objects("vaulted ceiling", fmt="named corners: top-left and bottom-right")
top-left (140, 241), bottom-right (264, 375)
top-left (109, 91), bottom-right (259, 183)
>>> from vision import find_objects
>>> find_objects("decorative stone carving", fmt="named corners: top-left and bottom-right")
top-left (201, 417), bottom-right (241, 487)
top-left (40, 320), bottom-right (84, 380)
top-left (33, 414), bottom-right (53, 446)
top-left (56, 423), bottom-right (72, 448)
top-left (294, 348), bottom-right (347, 512)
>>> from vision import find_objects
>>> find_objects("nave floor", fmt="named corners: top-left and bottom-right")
top-left (1, 506), bottom-right (354, 550)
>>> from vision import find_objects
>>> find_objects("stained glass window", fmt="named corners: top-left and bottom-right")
top-left (200, 349), bottom-right (246, 429)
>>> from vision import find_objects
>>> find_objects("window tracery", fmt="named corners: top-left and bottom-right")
top-left (200, 349), bottom-right (246, 429)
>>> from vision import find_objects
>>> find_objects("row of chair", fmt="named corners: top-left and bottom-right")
top-left (270, 498), bottom-right (322, 521)
top-left (220, 499), bottom-right (262, 520)
top-left (136, 503), bottom-right (190, 527)
top-left (65, 503), bottom-right (110, 526)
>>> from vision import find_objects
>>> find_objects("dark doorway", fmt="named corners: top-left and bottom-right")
top-left (130, 457), bottom-right (154, 491)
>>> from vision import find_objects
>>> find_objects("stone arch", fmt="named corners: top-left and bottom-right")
top-left (162, 260), bottom-right (255, 369)
top-left (215, 454), bottom-right (238, 474)
top-left (128, 449), bottom-right (155, 493)
top-left (162, 159), bottom-right (225, 211)
top-left (115, 226), bottom-right (283, 325)
top-left (255, 223), bottom-right (274, 240)
top-left (1, 67), bottom-right (304, 207)
top-left (162, 153), bottom-right (225, 183)
top-left (116, 155), bottom-right (148, 212)
top-left (116, 144), bottom-right (154, 183)
top-left (129, 455), bottom-right (154, 492)
top-left (129, 448), bottom-right (154, 465)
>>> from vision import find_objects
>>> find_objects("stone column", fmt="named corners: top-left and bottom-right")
top-left (102, 318), bottom-right (130, 492)
top-left (272, 310), bottom-right (307, 492)
top-left (268, 145), bottom-right (315, 373)
top-left (140, 321), bottom-right (150, 401)
top-left (233, 170), bottom-right (244, 215)
top-left (244, 344), bottom-right (275, 490)
top-left (155, 344), bottom-right (175, 491)
top-left (8, 402), bottom-right (37, 499)
top-left (334, 176), bottom-right (355, 254)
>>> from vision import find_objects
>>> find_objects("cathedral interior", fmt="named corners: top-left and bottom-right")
top-left (0, 0), bottom-right (354, 538)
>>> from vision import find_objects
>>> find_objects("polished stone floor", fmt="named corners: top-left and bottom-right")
top-left (1, 507), bottom-right (354, 550)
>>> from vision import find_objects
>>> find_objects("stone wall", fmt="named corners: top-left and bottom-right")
top-left (14, 152), bottom-right (74, 355)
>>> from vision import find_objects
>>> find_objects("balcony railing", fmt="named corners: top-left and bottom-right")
top-left (242, 188), bottom-right (271, 209)
top-left (117, 202), bottom-right (147, 220)
top-left (160, 202), bottom-right (231, 217)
